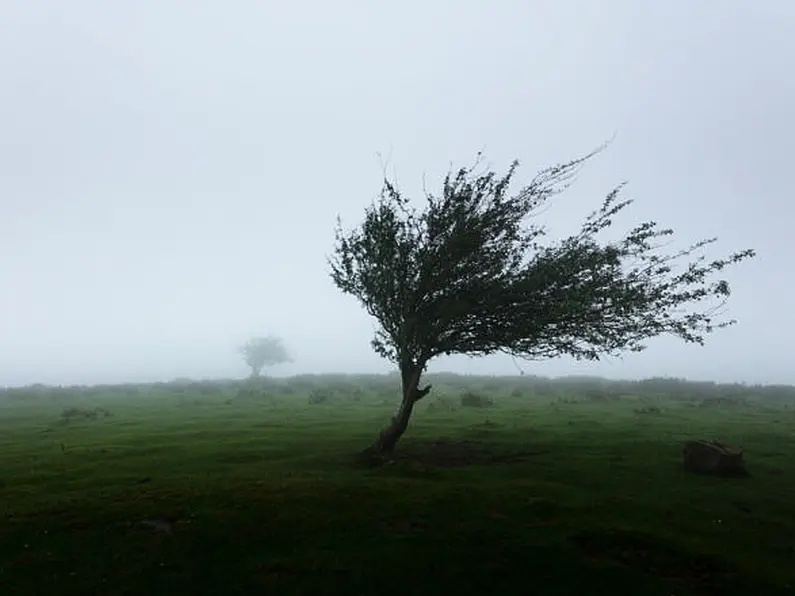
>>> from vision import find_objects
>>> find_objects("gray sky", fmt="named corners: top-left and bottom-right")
top-left (1, 0), bottom-right (792, 387)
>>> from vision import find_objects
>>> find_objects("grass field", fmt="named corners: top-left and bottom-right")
top-left (1, 374), bottom-right (794, 595)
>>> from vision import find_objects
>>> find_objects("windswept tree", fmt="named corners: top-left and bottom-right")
top-left (329, 145), bottom-right (755, 458)
top-left (238, 335), bottom-right (292, 378)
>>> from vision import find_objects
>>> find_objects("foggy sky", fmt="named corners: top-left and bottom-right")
top-left (1, 1), bottom-right (792, 387)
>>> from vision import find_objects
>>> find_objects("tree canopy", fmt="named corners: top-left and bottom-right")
top-left (329, 146), bottom-right (755, 455)
top-left (238, 335), bottom-right (292, 378)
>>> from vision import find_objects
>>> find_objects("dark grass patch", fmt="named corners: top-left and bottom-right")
top-left (215, 452), bottom-right (264, 464)
top-left (358, 438), bottom-right (552, 469)
top-left (570, 528), bottom-right (751, 595)
top-left (0, 489), bottom-right (676, 595)
top-left (409, 438), bottom-right (550, 467)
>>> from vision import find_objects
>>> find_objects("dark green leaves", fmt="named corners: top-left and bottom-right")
top-left (328, 146), bottom-right (756, 369)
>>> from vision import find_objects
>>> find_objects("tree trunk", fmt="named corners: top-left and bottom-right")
top-left (365, 361), bottom-right (432, 459)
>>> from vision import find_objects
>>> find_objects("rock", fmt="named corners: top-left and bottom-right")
top-left (139, 518), bottom-right (174, 534)
top-left (683, 439), bottom-right (747, 476)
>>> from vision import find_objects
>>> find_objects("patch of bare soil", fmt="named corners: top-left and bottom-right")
top-left (394, 438), bottom-right (550, 468)
top-left (570, 529), bottom-right (741, 595)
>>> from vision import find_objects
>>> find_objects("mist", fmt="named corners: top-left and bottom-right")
top-left (1, 0), bottom-right (792, 387)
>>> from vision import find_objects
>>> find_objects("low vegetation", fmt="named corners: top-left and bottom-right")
top-left (1, 374), bottom-right (794, 594)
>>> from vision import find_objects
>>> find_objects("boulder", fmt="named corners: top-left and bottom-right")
top-left (682, 439), bottom-right (747, 476)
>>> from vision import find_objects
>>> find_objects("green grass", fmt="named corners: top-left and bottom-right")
top-left (1, 377), bottom-right (794, 595)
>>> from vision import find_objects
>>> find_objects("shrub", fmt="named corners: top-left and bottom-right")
top-left (235, 387), bottom-right (271, 400)
top-left (427, 395), bottom-right (457, 412)
top-left (308, 390), bottom-right (330, 405)
top-left (60, 407), bottom-right (112, 422)
top-left (556, 397), bottom-right (580, 405)
top-left (194, 382), bottom-right (219, 395)
top-left (460, 391), bottom-right (494, 408)
top-left (699, 397), bottom-right (746, 408)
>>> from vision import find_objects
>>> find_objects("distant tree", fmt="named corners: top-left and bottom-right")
top-left (238, 336), bottom-right (292, 378)
top-left (329, 145), bottom-right (755, 458)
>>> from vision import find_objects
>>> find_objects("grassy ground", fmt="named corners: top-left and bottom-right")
top-left (1, 375), bottom-right (794, 595)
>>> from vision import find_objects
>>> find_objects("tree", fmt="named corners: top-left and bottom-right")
top-left (329, 145), bottom-right (755, 458)
top-left (238, 335), bottom-right (292, 378)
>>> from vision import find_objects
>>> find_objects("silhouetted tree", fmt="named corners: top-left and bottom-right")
top-left (238, 336), bottom-right (291, 378)
top-left (329, 144), bottom-right (755, 458)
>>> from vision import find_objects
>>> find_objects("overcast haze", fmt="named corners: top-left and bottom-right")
top-left (1, 1), bottom-right (792, 387)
